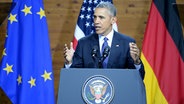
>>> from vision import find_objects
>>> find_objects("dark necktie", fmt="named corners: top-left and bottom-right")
top-left (101, 37), bottom-right (109, 68)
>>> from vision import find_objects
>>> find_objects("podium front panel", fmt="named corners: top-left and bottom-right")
top-left (57, 68), bottom-right (146, 104)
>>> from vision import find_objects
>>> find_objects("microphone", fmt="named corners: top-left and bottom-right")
top-left (91, 46), bottom-right (98, 58)
top-left (98, 46), bottom-right (110, 68)
top-left (102, 46), bottom-right (110, 59)
top-left (91, 46), bottom-right (98, 68)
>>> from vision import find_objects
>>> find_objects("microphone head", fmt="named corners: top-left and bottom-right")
top-left (103, 46), bottom-right (110, 58)
top-left (91, 46), bottom-right (98, 57)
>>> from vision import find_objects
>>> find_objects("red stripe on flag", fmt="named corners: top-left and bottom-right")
top-left (72, 37), bottom-right (78, 50)
top-left (142, 2), bottom-right (184, 104)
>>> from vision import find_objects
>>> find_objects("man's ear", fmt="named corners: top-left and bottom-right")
top-left (111, 16), bottom-right (117, 24)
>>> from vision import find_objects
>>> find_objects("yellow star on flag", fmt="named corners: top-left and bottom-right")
top-left (41, 70), bottom-right (52, 82)
top-left (8, 13), bottom-right (18, 24)
top-left (21, 5), bottom-right (32, 16)
top-left (28, 76), bottom-right (36, 88)
top-left (3, 63), bottom-right (13, 75)
top-left (3, 48), bottom-right (7, 56)
top-left (17, 75), bottom-right (22, 85)
top-left (37, 8), bottom-right (46, 19)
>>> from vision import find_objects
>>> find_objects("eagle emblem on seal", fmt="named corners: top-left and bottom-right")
top-left (82, 75), bottom-right (114, 104)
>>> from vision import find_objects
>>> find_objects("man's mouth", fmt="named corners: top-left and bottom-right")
top-left (95, 26), bottom-right (101, 30)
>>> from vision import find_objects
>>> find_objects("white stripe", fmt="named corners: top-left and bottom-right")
top-left (74, 25), bottom-right (85, 40)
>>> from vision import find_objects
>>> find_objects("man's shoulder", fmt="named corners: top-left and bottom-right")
top-left (79, 33), bottom-right (98, 42)
top-left (114, 31), bottom-right (135, 41)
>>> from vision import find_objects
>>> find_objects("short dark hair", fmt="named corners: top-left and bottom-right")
top-left (95, 2), bottom-right (117, 16)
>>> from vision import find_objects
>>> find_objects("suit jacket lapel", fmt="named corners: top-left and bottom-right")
top-left (108, 31), bottom-right (121, 68)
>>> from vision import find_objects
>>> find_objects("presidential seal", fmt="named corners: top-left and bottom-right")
top-left (82, 75), bottom-right (114, 104)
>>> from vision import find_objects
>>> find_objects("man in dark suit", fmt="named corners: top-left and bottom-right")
top-left (64, 2), bottom-right (145, 79)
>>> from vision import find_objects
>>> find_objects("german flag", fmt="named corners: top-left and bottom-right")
top-left (141, 0), bottom-right (184, 104)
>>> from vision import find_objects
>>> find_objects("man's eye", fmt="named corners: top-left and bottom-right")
top-left (99, 16), bottom-right (104, 19)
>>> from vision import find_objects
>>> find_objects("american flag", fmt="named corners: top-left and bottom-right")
top-left (73, 0), bottom-right (118, 49)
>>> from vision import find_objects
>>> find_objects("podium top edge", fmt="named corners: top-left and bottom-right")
top-left (61, 68), bottom-right (138, 71)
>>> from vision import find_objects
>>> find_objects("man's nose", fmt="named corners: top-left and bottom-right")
top-left (94, 18), bottom-right (100, 24)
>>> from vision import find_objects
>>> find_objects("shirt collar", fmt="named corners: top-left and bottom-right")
top-left (98, 29), bottom-right (114, 41)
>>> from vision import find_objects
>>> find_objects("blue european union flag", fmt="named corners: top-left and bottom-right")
top-left (0, 0), bottom-right (55, 104)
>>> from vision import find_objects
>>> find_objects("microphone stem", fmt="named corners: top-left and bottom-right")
top-left (98, 57), bottom-right (104, 68)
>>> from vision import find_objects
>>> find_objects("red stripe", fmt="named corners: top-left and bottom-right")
top-left (142, 3), bottom-right (184, 104)
top-left (72, 37), bottom-right (78, 50)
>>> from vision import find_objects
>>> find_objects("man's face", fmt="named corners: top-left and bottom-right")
top-left (93, 8), bottom-right (116, 36)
